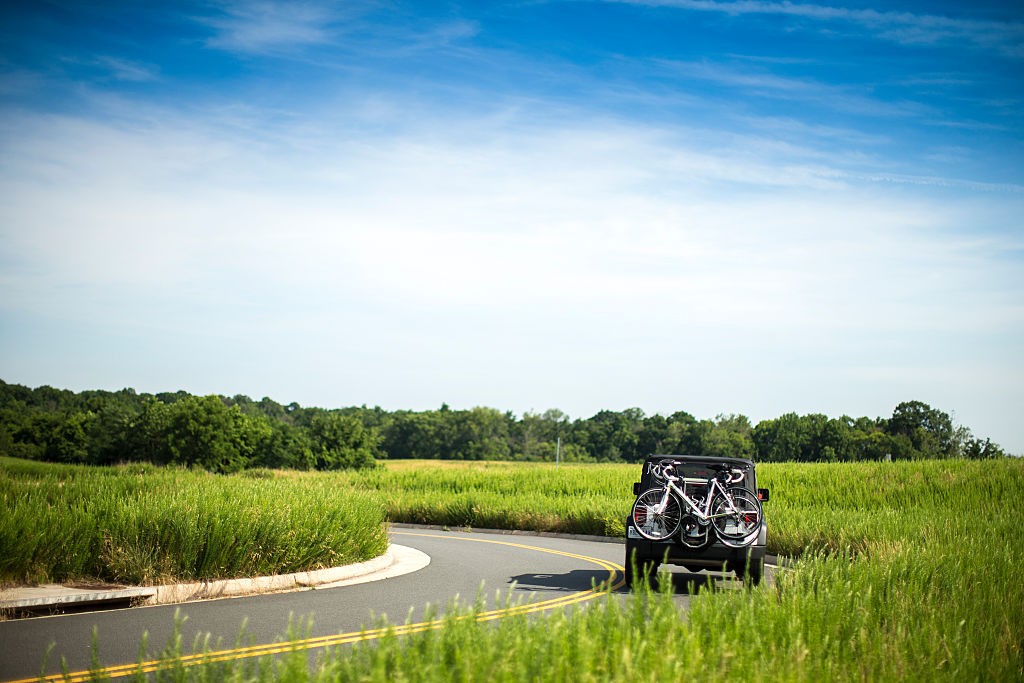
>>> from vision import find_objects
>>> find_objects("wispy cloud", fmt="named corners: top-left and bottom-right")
top-left (618, 0), bottom-right (1024, 56)
top-left (3, 101), bottom-right (1019, 328)
top-left (199, 1), bottom-right (342, 54)
top-left (195, 1), bottom-right (480, 60)
top-left (93, 56), bottom-right (159, 82)
top-left (655, 58), bottom-right (933, 118)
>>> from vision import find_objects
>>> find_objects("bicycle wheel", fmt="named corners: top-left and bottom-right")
top-left (631, 488), bottom-right (683, 541)
top-left (710, 488), bottom-right (762, 543)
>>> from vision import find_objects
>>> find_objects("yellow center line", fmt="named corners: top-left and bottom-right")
top-left (8, 533), bottom-right (625, 683)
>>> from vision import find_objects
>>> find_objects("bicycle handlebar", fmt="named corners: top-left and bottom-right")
top-left (655, 462), bottom-right (679, 481)
top-left (655, 461), bottom-right (745, 485)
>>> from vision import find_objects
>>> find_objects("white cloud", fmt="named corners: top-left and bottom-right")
top-left (3, 105), bottom-right (1017, 332)
top-left (94, 56), bottom-right (160, 82)
top-left (654, 59), bottom-right (934, 120)
top-left (200, 1), bottom-right (340, 53)
top-left (194, 1), bottom-right (480, 60)
top-left (2, 98), bottom-right (1021, 448)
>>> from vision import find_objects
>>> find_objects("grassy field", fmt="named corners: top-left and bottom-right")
top-left (0, 458), bottom-right (388, 585)
top-left (352, 460), bottom-right (635, 537)
top-left (342, 458), bottom-right (1017, 558)
top-left (3, 456), bottom-right (1022, 680)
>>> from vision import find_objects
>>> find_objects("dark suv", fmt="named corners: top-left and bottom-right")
top-left (625, 454), bottom-right (769, 586)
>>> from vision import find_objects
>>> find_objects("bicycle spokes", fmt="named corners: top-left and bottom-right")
top-left (711, 489), bottom-right (762, 543)
top-left (631, 487), bottom-right (683, 541)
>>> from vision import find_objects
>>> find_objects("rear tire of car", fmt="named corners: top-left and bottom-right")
top-left (735, 558), bottom-right (763, 585)
top-left (640, 560), bottom-right (660, 588)
top-left (624, 553), bottom-right (660, 590)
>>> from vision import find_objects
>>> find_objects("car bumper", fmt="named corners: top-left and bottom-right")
top-left (625, 519), bottom-right (767, 570)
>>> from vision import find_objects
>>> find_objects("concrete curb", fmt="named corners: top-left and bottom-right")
top-left (0, 585), bottom-right (158, 611)
top-left (146, 546), bottom-right (398, 605)
top-left (0, 544), bottom-right (430, 615)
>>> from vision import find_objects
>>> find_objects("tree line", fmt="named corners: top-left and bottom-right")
top-left (0, 379), bottom-right (1008, 473)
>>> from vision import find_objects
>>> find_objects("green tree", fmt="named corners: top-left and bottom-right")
top-left (382, 410), bottom-right (448, 459)
top-left (962, 437), bottom-right (1005, 459)
top-left (131, 398), bottom-right (173, 463)
top-left (256, 422), bottom-right (315, 469)
top-left (753, 413), bottom-right (806, 462)
top-left (0, 401), bottom-right (44, 459)
top-left (86, 400), bottom-right (139, 465)
top-left (851, 429), bottom-right (894, 461)
top-left (452, 407), bottom-right (512, 460)
top-left (661, 411), bottom-right (702, 454)
top-left (576, 409), bottom-right (644, 462)
top-left (515, 409), bottom-right (570, 461)
top-left (309, 412), bottom-right (378, 470)
top-left (887, 401), bottom-right (956, 458)
top-left (44, 410), bottom-right (94, 463)
top-left (163, 396), bottom-right (250, 472)
top-left (702, 414), bottom-right (755, 459)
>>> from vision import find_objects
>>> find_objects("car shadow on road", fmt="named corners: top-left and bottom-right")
top-left (649, 569), bottom-right (741, 594)
top-left (508, 569), bottom-right (740, 595)
top-left (507, 570), bottom-right (610, 593)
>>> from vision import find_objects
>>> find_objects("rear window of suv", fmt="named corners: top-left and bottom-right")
top-left (643, 460), bottom-right (756, 493)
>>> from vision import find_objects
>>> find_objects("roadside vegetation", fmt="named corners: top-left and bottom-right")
top-left (356, 460), bottom-right (634, 537)
top-left (0, 458), bottom-right (387, 586)
top-left (340, 458), bottom-right (1020, 558)
top-left (3, 457), bottom-right (1021, 679)
top-left (32, 456), bottom-right (1018, 682)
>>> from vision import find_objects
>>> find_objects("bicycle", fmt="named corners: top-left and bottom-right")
top-left (630, 460), bottom-right (763, 548)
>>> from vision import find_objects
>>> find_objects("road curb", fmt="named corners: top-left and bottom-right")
top-left (0, 544), bottom-right (431, 615)
top-left (145, 546), bottom-right (398, 605)
top-left (0, 585), bottom-right (158, 611)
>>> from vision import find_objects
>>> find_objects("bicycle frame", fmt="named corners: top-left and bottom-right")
top-left (656, 467), bottom-right (743, 522)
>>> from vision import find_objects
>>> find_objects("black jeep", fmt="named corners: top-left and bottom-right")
top-left (625, 454), bottom-right (769, 586)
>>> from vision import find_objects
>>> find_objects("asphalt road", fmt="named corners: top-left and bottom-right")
top-left (0, 529), bottom-right (750, 682)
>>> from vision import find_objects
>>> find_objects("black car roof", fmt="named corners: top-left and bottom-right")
top-left (644, 454), bottom-right (756, 468)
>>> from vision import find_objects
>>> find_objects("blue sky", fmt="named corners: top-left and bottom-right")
top-left (1, 1), bottom-right (1022, 452)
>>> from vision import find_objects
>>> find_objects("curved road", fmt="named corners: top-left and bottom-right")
top-left (0, 530), bottom-right (752, 682)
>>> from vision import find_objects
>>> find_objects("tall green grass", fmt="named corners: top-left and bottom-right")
top-left (6, 455), bottom-right (1021, 582)
top-left (116, 457), bottom-right (1023, 681)
top-left (334, 543), bottom-right (1020, 681)
top-left (0, 458), bottom-right (388, 585)
top-left (124, 543), bottom-right (1023, 682)
top-left (351, 461), bottom-right (634, 537)
top-left (14, 456), bottom-right (1024, 679)
top-left (757, 459), bottom-right (1023, 558)
top-left (341, 459), bottom-right (1024, 560)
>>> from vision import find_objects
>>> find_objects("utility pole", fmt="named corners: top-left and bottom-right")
top-left (556, 436), bottom-right (561, 468)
